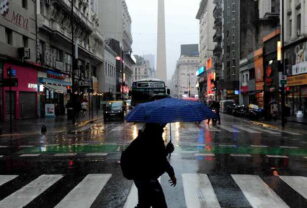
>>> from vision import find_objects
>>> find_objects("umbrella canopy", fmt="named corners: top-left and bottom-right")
top-left (125, 98), bottom-right (217, 124)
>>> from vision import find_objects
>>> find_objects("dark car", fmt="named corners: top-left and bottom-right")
top-left (103, 101), bottom-right (125, 121)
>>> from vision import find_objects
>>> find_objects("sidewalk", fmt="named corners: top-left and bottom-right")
top-left (0, 111), bottom-right (103, 137)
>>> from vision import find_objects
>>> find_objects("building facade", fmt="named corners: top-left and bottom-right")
top-left (0, 0), bottom-right (39, 120)
top-left (98, 0), bottom-right (134, 99)
top-left (36, 0), bottom-right (103, 118)
top-left (171, 45), bottom-right (199, 98)
top-left (283, 0), bottom-right (307, 117)
top-left (132, 55), bottom-right (155, 82)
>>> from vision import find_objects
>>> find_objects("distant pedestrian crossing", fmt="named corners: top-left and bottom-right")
top-left (0, 174), bottom-right (306, 208)
top-left (199, 123), bottom-right (303, 136)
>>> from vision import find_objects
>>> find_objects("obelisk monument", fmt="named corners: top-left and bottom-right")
top-left (156, 0), bottom-right (167, 82)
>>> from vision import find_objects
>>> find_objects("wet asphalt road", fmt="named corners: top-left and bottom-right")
top-left (0, 114), bottom-right (307, 208)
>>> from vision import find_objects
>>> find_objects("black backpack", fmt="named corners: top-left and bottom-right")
top-left (120, 136), bottom-right (141, 180)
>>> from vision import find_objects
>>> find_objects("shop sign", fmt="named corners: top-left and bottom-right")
top-left (28, 83), bottom-right (37, 89)
top-left (292, 61), bottom-right (307, 75)
top-left (2, 9), bottom-right (29, 31)
top-left (256, 82), bottom-right (264, 91)
top-left (240, 86), bottom-right (249, 93)
top-left (47, 70), bottom-right (65, 80)
top-left (265, 65), bottom-right (273, 86)
top-left (287, 74), bottom-right (307, 86)
top-left (45, 104), bottom-right (55, 117)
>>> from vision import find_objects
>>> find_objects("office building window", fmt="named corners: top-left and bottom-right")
top-left (23, 36), bottom-right (28, 48)
top-left (5, 28), bottom-right (13, 45)
top-left (297, 14), bottom-right (301, 35)
top-left (289, 19), bottom-right (292, 38)
top-left (22, 0), bottom-right (28, 9)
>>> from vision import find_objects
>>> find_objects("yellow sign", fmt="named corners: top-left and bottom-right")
top-left (287, 74), bottom-right (307, 86)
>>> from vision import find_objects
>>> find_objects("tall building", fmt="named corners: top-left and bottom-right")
top-left (132, 55), bottom-right (155, 82)
top-left (156, 0), bottom-right (167, 82)
top-left (1, 0), bottom-right (103, 120)
top-left (171, 45), bottom-right (199, 98)
top-left (98, 0), bottom-right (134, 99)
top-left (283, 0), bottom-right (307, 116)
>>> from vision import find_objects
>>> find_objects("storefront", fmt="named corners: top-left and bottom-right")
top-left (284, 40), bottom-right (307, 117)
top-left (1, 64), bottom-right (38, 120)
top-left (254, 48), bottom-right (264, 108)
top-left (38, 71), bottom-right (71, 117)
top-left (286, 74), bottom-right (307, 117)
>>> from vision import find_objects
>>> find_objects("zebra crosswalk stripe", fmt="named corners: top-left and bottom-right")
top-left (182, 173), bottom-right (221, 208)
top-left (232, 174), bottom-right (289, 208)
top-left (0, 175), bottom-right (63, 208)
top-left (123, 183), bottom-right (138, 208)
top-left (0, 175), bottom-right (18, 186)
top-left (218, 125), bottom-right (240, 133)
top-left (233, 125), bottom-right (261, 133)
top-left (280, 176), bottom-right (307, 199)
top-left (55, 174), bottom-right (111, 208)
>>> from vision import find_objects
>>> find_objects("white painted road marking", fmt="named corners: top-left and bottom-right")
top-left (19, 145), bottom-right (34, 148)
top-left (0, 145), bottom-right (8, 148)
top-left (55, 174), bottom-right (111, 208)
top-left (266, 155), bottom-right (289, 159)
top-left (85, 153), bottom-right (108, 157)
top-left (195, 153), bottom-right (215, 157)
top-left (219, 125), bottom-right (240, 133)
top-left (233, 125), bottom-right (261, 134)
top-left (54, 153), bottom-right (77, 157)
top-left (230, 154), bottom-right (252, 157)
top-left (20, 154), bottom-right (40, 157)
top-left (280, 146), bottom-right (299, 149)
top-left (182, 173), bottom-right (221, 208)
top-left (0, 175), bottom-right (63, 208)
top-left (123, 183), bottom-right (138, 208)
top-left (250, 127), bottom-right (281, 135)
top-left (232, 175), bottom-right (289, 208)
top-left (0, 175), bottom-right (18, 186)
top-left (250, 145), bottom-right (268, 148)
top-left (280, 176), bottom-right (307, 199)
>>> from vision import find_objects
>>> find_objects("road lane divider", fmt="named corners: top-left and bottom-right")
top-left (230, 154), bottom-right (252, 157)
top-left (85, 153), bottom-right (108, 157)
top-left (20, 154), bottom-right (40, 157)
top-left (266, 155), bottom-right (289, 159)
top-left (54, 153), bottom-right (77, 157)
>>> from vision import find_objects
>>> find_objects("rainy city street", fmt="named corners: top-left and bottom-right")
top-left (0, 114), bottom-right (306, 208)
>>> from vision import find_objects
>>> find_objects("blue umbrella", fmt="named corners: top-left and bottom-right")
top-left (125, 98), bottom-right (217, 124)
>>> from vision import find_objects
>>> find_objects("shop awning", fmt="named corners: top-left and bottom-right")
top-left (45, 84), bottom-right (67, 93)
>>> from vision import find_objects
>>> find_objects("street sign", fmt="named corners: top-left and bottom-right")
top-left (0, 78), bottom-right (18, 87)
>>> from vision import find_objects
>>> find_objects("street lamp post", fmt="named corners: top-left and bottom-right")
top-left (281, 0), bottom-right (286, 128)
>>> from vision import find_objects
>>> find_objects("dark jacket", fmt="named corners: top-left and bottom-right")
top-left (122, 126), bottom-right (175, 180)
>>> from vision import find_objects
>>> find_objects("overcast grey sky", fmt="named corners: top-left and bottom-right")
top-left (126, 0), bottom-right (200, 80)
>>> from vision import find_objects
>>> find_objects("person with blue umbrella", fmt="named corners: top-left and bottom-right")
top-left (121, 98), bottom-right (216, 207)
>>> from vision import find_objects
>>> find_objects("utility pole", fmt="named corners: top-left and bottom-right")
top-left (71, 0), bottom-right (76, 124)
top-left (281, 0), bottom-right (286, 128)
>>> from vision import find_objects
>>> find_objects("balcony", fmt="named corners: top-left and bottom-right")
top-left (54, 0), bottom-right (95, 32)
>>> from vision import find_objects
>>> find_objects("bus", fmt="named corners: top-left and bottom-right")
top-left (131, 78), bottom-right (170, 107)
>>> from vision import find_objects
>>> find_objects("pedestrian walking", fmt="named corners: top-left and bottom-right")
top-left (121, 123), bottom-right (177, 208)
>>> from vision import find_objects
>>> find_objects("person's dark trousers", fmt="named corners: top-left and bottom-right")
top-left (134, 179), bottom-right (168, 208)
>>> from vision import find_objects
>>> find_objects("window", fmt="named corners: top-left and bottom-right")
top-left (5, 28), bottom-right (13, 45)
top-left (22, 0), bottom-right (28, 9)
top-left (289, 19), bottom-right (292, 38)
top-left (23, 36), bottom-right (28, 48)
top-left (249, 68), bottom-right (255, 80)
top-left (56, 49), bottom-right (63, 62)
top-left (297, 14), bottom-right (301, 35)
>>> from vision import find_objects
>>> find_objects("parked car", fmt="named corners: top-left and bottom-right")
top-left (220, 100), bottom-right (235, 113)
top-left (248, 104), bottom-right (264, 120)
top-left (103, 101), bottom-right (125, 122)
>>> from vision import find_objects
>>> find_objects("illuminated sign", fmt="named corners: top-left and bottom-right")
top-left (28, 83), bottom-right (38, 89)
top-left (196, 67), bottom-right (205, 76)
